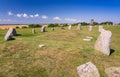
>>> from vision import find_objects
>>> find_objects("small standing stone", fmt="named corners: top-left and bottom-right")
top-left (51, 27), bottom-right (55, 31)
top-left (89, 26), bottom-right (93, 31)
top-left (77, 62), bottom-right (100, 77)
top-left (98, 26), bottom-right (103, 32)
top-left (4, 28), bottom-right (16, 41)
top-left (94, 28), bottom-right (112, 55)
top-left (32, 28), bottom-right (36, 34)
top-left (105, 67), bottom-right (120, 77)
top-left (77, 23), bottom-right (81, 30)
top-left (61, 24), bottom-right (64, 29)
top-left (41, 26), bottom-right (46, 32)
top-left (68, 24), bottom-right (72, 30)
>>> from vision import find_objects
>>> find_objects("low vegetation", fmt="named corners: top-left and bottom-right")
top-left (0, 25), bottom-right (120, 77)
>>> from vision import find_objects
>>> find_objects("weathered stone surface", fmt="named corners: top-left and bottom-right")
top-left (32, 28), bottom-right (36, 34)
top-left (4, 28), bottom-right (16, 40)
top-left (105, 67), bottom-right (120, 77)
top-left (94, 28), bottom-right (112, 55)
top-left (41, 26), bottom-right (46, 32)
top-left (77, 24), bottom-right (81, 30)
top-left (68, 24), bottom-right (72, 30)
top-left (77, 62), bottom-right (100, 77)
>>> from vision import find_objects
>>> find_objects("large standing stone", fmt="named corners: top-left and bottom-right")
top-left (94, 28), bottom-right (112, 55)
top-left (4, 28), bottom-right (16, 40)
top-left (77, 62), bottom-right (100, 77)
top-left (41, 26), bottom-right (46, 32)
top-left (105, 67), bottom-right (120, 77)
top-left (68, 24), bottom-right (72, 30)
top-left (77, 24), bottom-right (81, 30)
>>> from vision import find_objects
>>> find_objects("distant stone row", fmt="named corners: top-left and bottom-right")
top-left (5, 25), bottom-right (112, 56)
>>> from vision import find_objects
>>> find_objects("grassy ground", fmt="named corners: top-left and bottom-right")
top-left (0, 26), bottom-right (120, 77)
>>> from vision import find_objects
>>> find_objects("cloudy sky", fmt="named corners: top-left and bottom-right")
top-left (0, 0), bottom-right (120, 24)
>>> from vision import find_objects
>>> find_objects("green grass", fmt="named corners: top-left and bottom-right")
top-left (0, 26), bottom-right (120, 77)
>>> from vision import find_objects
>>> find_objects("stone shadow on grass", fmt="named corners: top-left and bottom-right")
top-left (110, 49), bottom-right (115, 55)
top-left (11, 38), bottom-right (16, 40)
top-left (15, 34), bottom-right (22, 36)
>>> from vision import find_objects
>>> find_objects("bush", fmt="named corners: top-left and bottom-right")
top-left (16, 26), bottom-right (19, 29)
top-left (48, 24), bottom-right (59, 27)
top-left (28, 24), bottom-right (42, 28)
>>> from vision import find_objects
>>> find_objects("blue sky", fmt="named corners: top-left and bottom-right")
top-left (0, 0), bottom-right (120, 24)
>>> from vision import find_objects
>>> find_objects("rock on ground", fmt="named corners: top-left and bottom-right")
top-left (105, 67), bottom-right (120, 77)
top-left (77, 62), bottom-right (100, 77)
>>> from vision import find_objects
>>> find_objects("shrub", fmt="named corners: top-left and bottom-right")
top-left (28, 24), bottom-right (42, 28)
top-left (48, 24), bottom-right (59, 27)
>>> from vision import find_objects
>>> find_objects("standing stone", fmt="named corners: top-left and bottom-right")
top-left (61, 24), bottom-right (64, 29)
top-left (105, 67), bottom-right (120, 77)
top-left (94, 28), bottom-right (112, 55)
top-left (51, 27), bottom-right (55, 31)
top-left (98, 26), bottom-right (103, 32)
top-left (68, 24), bottom-right (72, 30)
top-left (77, 23), bottom-right (81, 30)
top-left (77, 62), bottom-right (100, 77)
top-left (32, 28), bottom-right (36, 34)
top-left (4, 28), bottom-right (16, 40)
top-left (41, 26), bottom-right (46, 32)
top-left (89, 26), bottom-right (93, 31)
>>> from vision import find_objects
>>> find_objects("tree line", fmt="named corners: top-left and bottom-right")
top-left (28, 21), bottom-right (115, 28)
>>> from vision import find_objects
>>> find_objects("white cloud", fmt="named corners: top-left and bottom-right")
top-left (8, 11), bottom-right (13, 16)
top-left (53, 16), bottom-right (61, 20)
top-left (64, 18), bottom-right (78, 22)
top-left (17, 14), bottom-right (22, 17)
top-left (41, 15), bottom-right (48, 19)
top-left (23, 13), bottom-right (29, 18)
top-left (0, 19), bottom-right (12, 22)
top-left (30, 15), bottom-right (34, 18)
top-left (34, 14), bottom-right (39, 17)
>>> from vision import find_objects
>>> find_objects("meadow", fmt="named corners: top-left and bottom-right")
top-left (0, 25), bottom-right (120, 77)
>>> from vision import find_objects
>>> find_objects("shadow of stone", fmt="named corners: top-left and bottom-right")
top-left (7, 38), bottom-right (16, 41)
top-left (15, 34), bottom-right (22, 36)
top-left (11, 38), bottom-right (16, 40)
top-left (110, 49), bottom-right (115, 55)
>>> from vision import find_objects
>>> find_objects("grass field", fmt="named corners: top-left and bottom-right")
top-left (0, 26), bottom-right (120, 77)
